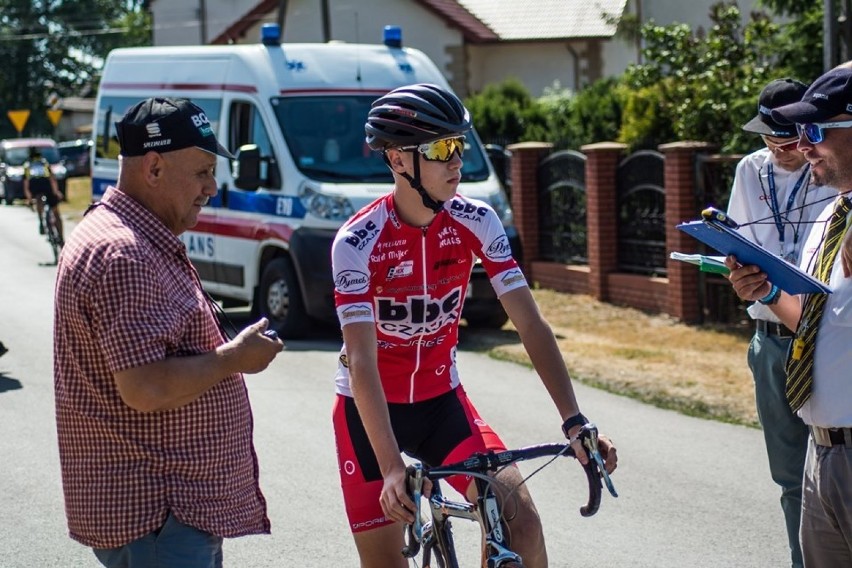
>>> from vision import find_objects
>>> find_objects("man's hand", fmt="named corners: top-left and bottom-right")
top-left (379, 463), bottom-right (418, 525)
top-left (566, 425), bottom-right (618, 475)
top-left (725, 255), bottom-right (772, 302)
top-left (226, 317), bottom-right (284, 374)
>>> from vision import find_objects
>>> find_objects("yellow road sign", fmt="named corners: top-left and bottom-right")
top-left (7, 110), bottom-right (30, 133)
top-left (47, 109), bottom-right (63, 127)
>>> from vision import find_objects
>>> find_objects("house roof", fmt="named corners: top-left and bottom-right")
top-left (208, 0), bottom-right (627, 45)
top-left (212, 0), bottom-right (277, 45)
top-left (456, 0), bottom-right (628, 40)
top-left (413, 0), bottom-right (498, 42)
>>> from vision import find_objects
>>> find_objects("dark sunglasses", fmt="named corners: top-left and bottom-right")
top-left (796, 120), bottom-right (852, 144)
top-left (399, 136), bottom-right (466, 162)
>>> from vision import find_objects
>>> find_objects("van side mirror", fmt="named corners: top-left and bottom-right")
top-left (233, 144), bottom-right (262, 190)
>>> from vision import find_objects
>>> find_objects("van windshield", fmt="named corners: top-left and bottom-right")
top-left (4, 146), bottom-right (61, 166)
top-left (271, 95), bottom-right (489, 183)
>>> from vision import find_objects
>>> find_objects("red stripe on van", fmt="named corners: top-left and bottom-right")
top-left (100, 82), bottom-right (257, 94)
top-left (194, 214), bottom-right (294, 242)
top-left (279, 88), bottom-right (389, 95)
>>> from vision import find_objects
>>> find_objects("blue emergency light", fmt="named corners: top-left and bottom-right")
top-left (383, 25), bottom-right (402, 48)
top-left (261, 23), bottom-right (281, 45)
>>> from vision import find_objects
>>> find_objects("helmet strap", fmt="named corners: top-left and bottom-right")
top-left (384, 151), bottom-right (444, 213)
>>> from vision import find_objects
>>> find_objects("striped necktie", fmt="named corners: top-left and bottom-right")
top-left (785, 196), bottom-right (852, 411)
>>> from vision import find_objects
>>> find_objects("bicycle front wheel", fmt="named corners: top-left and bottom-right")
top-left (429, 517), bottom-right (457, 568)
top-left (45, 207), bottom-right (61, 264)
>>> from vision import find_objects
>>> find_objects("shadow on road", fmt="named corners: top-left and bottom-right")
top-left (217, 307), bottom-right (342, 352)
top-left (458, 326), bottom-right (521, 352)
top-left (215, 305), bottom-right (525, 354)
top-left (0, 373), bottom-right (23, 393)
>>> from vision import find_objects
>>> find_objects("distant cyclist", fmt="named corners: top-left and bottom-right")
top-left (23, 149), bottom-right (65, 244)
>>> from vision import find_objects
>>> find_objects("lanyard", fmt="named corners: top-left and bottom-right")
top-left (766, 163), bottom-right (809, 249)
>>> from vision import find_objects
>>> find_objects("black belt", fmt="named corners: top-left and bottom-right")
top-left (755, 319), bottom-right (795, 338)
top-left (811, 426), bottom-right (852, 447)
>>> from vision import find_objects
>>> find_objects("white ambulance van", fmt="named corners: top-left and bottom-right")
top-left (91, 24), bottom-right (519, 338)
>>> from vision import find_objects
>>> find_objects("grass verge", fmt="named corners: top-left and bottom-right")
top-left (461, 289), bottom-right (758, 428)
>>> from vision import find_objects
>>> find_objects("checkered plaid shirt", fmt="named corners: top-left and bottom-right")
top-left (54, 186), bottom-right (269, 548)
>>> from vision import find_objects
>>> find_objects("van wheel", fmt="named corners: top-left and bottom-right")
top-left (258, 257), bottom-right (308, 339)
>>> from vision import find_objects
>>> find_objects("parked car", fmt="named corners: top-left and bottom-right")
top-left (58, 138), bottom-right (93, 178)
top-left (0, 138), bottom-right (67, 205)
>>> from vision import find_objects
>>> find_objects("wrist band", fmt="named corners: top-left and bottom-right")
top-left (561, 412), bottom-right (589, 438)
top-left (758, 284), bottom-right (780, 305)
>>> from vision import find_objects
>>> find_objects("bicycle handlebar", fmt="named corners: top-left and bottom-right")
top-left (406, 424), bottom-right (616, 522)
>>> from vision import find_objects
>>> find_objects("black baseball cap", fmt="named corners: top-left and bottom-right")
top-left (742, 78), bottom-right (808, 137)
top-left (115, 97), bottom-right (233, 159)
top-left (771, 68), bottom-right (852, 124)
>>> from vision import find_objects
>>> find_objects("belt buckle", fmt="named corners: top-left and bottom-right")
top-left (811, 426), bottom-right (832, 446)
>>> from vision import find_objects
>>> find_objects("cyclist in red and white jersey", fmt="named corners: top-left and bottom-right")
top-left (331, 83), bottom-right (618, 567)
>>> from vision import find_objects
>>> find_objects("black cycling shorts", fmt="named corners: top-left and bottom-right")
top-left (333, 385), bottom-right (506, 533)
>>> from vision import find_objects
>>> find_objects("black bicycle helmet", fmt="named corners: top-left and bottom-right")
top-left (365, 83), bottom-right (472, 150)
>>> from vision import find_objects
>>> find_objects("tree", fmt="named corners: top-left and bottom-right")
top-left (620, 2), bottom-right (784, 153)
top-left (0, 1), bottom-right (151, 137)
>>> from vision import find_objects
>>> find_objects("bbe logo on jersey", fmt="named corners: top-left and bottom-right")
top-left (345, 220), bottom-right (379, 250)
top-left (376, 287), bottom-right (462, 338)
top-left (449, 199), bottom-right (487, 221)
top-left (335, 270), bottom-right (370, 293)
top-left (486, 235), bottom-right (512, 261)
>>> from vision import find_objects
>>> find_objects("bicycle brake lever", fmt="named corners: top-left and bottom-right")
top-left (581, 425), bottom-right (618, 498)
top-left (401, 465), bottom-right (424, 558)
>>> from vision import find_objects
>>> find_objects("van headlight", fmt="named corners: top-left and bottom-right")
top-left (300, 184), bottom-right (354, 221)
top-left (488, 190), bottom-right (514, 227)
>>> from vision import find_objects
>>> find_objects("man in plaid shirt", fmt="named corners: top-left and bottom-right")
top-left (54, 97), bottom-right (283, 567)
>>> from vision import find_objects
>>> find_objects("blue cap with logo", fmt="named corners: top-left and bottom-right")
top-left (771, 68), bottom-right (852, 125)
top-left (115, 97), bottom-right (233, 159)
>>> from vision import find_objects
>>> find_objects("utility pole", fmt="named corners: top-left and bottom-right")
top-left (199, 0), bottom-right (208, 44)
top-left (321, 0), bottom-right (331, 42)
top-left (277, 0), bottom-right (288, 35)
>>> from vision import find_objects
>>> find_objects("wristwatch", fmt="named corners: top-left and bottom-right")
top-left (758, 284), bottom-right (780, 305)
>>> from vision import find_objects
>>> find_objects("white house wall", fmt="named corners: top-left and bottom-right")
top-left (152, 0), bottom-right (257, 45)
top-left (467, 43), bottom-right (581, 96)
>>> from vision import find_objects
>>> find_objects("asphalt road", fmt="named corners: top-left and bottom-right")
top-left (0, 203), bottom-right (790, 567)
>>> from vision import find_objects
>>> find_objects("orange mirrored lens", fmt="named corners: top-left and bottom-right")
top-left (419, 137), bottom-right (466, 161)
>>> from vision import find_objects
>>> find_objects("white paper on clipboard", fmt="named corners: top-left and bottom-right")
top-left (675, 218), bottom-right (831, 295)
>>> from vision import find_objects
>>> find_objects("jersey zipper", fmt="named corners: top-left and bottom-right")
top-left (408, 226), bottom-right (429, 403)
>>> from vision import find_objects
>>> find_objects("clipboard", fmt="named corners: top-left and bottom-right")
top-left (676, 216), bottom-right (831, 295)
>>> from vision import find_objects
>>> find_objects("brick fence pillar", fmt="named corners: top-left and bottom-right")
top-left (659, 141), bottom-right (715, 323)
top-left (581, 142), bottom-right (627, 302)
top-left (507, 142), bottom-right (553, 274)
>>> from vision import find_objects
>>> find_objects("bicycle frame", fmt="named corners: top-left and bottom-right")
top-left (403, 425), bottom-right (617, 568)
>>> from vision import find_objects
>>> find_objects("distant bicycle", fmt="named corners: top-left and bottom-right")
top-left (40, 194), bottom-right (63, 264)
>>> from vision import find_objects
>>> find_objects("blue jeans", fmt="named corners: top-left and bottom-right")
top-left (748, 331), bottom-right (808, 568)
top-left (93, 512), bottom-right (223, 568)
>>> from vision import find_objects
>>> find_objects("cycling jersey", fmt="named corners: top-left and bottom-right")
top-left (24, 158), bottom-right (57, 199)
top-left (331, 192), bottom-right (527, 403)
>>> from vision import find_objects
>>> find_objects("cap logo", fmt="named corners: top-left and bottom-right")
top-left (813, 93), bottom-right (829, 100)
top-left (145, 123), bottom-right (162, 138)
top-left (846, 103), bottom-right (852, 113)
top-left (758, 104), bottom-right (771, 116)
top-left (190, 112), bottom-right (214, 137)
